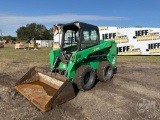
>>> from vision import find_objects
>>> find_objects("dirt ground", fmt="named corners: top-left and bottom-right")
top-left (0, 45), bottom-right (160, 120)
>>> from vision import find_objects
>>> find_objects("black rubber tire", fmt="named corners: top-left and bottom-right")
top-left (74, 65), bottom-right (95, 91)
top-left (97, 61), bottom-right (114, 82)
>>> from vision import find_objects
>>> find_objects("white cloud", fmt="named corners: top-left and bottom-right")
top-left (0, 13), bottom-right (129, 36)
top-left (0, 14), bottom-right (129, 27)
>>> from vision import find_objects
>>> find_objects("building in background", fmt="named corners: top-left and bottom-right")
top-left (36, 40), bottom-right (53, 47)
top-left (0, 40), bottom-right (4, 48)
top-left (99, 26), bottom-right (160, 55)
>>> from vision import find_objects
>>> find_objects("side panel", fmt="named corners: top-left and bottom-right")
top-left (67, 60), bottom-right (100, 82)
top-left (68, 40), bottom-right (117, 82)
top-left (49, 49), bottom-right (60, 70)
top-left (67, 62), bottom-right (76, 80)
top-left (96, 40), bottom-right (117, 67)
top-left (106, 41), bottom-right (117, 67)
top-left (82, 60), bottom-right (100, 70)
top-left (75, 41), bottom-right (112, 63)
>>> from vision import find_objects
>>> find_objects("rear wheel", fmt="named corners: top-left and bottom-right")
top-left (97, 61), bottom-right (113, 82)
top-left (74, 65), bottom-right (95, 91)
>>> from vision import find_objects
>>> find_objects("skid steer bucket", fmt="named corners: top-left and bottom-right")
top-left (15, 67), bottom-right (76, 112)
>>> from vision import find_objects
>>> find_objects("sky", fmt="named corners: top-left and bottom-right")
top-left (0, 0), bottom-right (159, 36)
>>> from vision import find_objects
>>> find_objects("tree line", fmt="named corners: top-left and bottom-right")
top-left (0, 36), bottom-right (17, 41)
top-left (1, 23), bottom-right (53, 41)
top-left (16, 23), bottom-right (53, 40)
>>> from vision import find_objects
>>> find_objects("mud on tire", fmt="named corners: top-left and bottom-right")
top-left (74, 65), bottom-right (95, 91)
top-left (97, 61), bottom-right (113, 82)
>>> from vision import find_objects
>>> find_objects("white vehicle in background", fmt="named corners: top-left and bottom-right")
top-left (0, 40), bottom-right (4, 48)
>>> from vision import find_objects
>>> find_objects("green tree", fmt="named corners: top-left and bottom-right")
top-left (6, 35), bottom-right (12, 40)
top-left (49, 27), bottom-right (53, 40)
top-left (0, 36), bottom-right (17, 40)
top-left (16, 23), bottom-right (51, 40)
top-left (16, 26), bottom-right (27, 40)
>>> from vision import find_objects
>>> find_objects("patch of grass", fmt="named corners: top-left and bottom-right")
top-left (0, 44), bottom-right (52, 73)
top-left (0, 44), bottom-right (51, 62)
top-left (117, 55), bottom-right (160, 64)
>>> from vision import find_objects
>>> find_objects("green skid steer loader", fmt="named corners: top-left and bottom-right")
top-left (15, 21), bottom-right (117, 112)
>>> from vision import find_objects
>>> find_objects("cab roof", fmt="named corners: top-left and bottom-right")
top-left (58, 21), bottom-right (98, 31)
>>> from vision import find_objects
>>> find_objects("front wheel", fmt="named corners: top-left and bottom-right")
top-left (74, 65), bottom-right (96, 91)
top-left (97, 61), bottom-right (114, 82)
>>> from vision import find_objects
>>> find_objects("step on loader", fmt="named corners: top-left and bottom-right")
top-left (15, 21), bottom-right (117, 112)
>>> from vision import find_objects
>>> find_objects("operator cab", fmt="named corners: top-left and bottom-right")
top-left (60, 21), bottom-right (100, 62)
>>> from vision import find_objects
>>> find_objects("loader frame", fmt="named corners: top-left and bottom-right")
top-left (50, 21), bottom-right (117, 81)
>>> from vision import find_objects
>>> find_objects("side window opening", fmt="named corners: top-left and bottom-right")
top-left (91, 30), bottom-right (97, 41)
top-left (64, 30), bottom-right (79, 48)
top-left (81, 29), bottom-right (98, 50)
